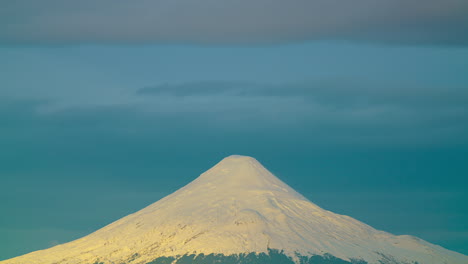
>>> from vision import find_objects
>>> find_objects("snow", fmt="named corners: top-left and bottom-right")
top-left (2, 155), bottom-right (467, 264)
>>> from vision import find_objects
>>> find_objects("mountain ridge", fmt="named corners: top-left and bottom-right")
top-left (2, 155), bottom-right (467, 264)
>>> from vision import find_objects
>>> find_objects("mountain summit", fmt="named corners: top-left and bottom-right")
top-left (186, 155), bottom-right (303, 196)
top-left (2, 155), bottom-right (467, 264)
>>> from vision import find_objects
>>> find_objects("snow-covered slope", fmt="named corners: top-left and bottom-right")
top-left (2, 155), bottom-right (467, 264)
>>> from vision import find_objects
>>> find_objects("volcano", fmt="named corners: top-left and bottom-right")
top-left (2, 155), bottom-right (467, 264)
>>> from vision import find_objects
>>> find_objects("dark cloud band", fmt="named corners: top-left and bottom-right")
top-left (137, 80), bottom-right (468, 108)
top-left (1, 0), bottom-right (468, 45)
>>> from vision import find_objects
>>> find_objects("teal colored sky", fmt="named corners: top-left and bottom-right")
top-left (1, 1), bottom-right (468, 261)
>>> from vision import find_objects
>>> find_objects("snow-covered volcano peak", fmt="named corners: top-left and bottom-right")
top-left (220, 154), bottom-right (258, 162)
top-left (188, 155), bottom-right (302, 198)
top-left (209, 155), bottom-right (265, 173)
top-left (2, 155), bottom-right (467, 264)
top-left (206, 154), bottom-right (264, 177)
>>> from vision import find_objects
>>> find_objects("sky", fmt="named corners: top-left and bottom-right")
top-left (1, 0), bottom-right (468, 261)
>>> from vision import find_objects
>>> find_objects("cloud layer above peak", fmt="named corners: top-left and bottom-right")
top-left (2, 0), bottom-right (468, 45)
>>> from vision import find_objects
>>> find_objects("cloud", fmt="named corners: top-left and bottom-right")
top-left (1, 0), bottom-right (468, 45)
top-left (2, 86), bottom-right (468, 158)
top-left (137, 80), bottom-right (468, 107)
top-left (136, 79), bottom-right (468, 145)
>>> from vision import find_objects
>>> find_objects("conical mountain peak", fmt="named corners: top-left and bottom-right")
top-left (188, 155), bottom-right (302, 198)
top-left (207, 154), bottom-right (265, 178)
top-left (219, 154), bottom-right (258, 163)
top-left (2, 156), bottom-right (467, 264)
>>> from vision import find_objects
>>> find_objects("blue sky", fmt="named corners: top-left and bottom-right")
top-left (1, 1), bottom-right (468, 261)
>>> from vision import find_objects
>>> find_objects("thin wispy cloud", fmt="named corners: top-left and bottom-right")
top-left (1, 0), bottom-right (468, 45)
top-left (137, 80), bottom-right (468, 107)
